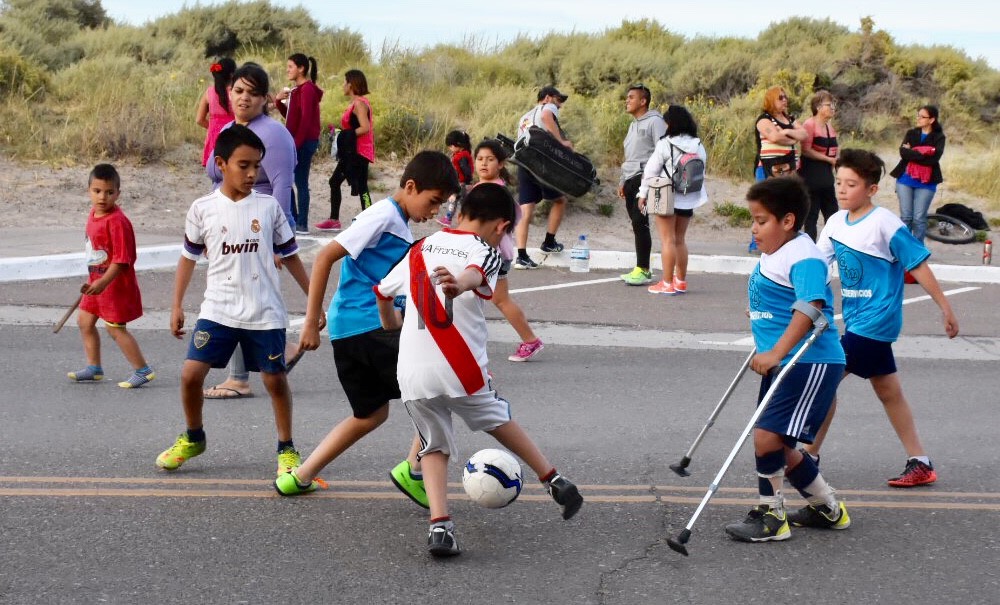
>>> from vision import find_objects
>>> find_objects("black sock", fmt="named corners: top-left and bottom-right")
top-left (277, 439), bottom-right (295, 452)
top-left (518, 248), bottom-right (528, 259)
top-left (186, 427), bottom-right (205, 443)
top-left (543, 232), bottom-right (556, 245)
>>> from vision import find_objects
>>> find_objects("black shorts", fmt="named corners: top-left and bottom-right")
top-left (517, 166), bottom-right (564, 205)
top-left (332, 328), bottom-right (402, 418)
top-left (842, 331), bottom-right (897, 379)
top-left (674, 207), bottom-right (694, 218)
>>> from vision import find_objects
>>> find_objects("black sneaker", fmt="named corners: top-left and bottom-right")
top-left (546, 474), bottom-right (583, 520)
top-left (788, 502), bottom-right (851, 530)
top-left (427, 522), bottom-right (461, 557)
top-left (724, 505), bottom-right (791, 542)
top-left (540, 240), bottom-right (564, 253)
top-left (514, 256), bottom-right (539, 270)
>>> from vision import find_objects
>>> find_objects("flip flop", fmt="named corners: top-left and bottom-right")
top-left (204, 385), bottom-right (253, 400)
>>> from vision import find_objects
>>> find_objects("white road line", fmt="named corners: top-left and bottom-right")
top-left (509, 277), bottom-right (621, 294)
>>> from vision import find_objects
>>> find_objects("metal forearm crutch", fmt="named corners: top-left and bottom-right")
top-left (667, 303), bottom-right (829, 556)
top-left (670, 347), bottom-right (756, 477)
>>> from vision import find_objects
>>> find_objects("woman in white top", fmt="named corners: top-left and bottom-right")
top-left (638, 105), bottom-right (708, 295)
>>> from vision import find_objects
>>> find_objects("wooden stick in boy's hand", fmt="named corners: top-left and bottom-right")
top-left (53, 294), bottom-right (83, 334)
top-left (285, 349), bottom-right (306, 373)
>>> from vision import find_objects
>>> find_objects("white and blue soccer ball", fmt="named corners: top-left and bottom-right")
top-left (462, 448), bottom-right (523, 508)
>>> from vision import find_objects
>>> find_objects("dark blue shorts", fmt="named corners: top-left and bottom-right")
top-left (332, 328), bottom-right (402, 418)
top-left (842, 331), bottom-right (897, 378)
top-left (187, 319), bottom-right (287, 374)
top-left (755, 362), bottom-right (844, 444)
top-left (517, 166), bottom-right (564, 205)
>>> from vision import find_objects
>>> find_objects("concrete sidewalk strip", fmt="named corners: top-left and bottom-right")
top-left (7, 306), bottom-right (998, 361)
top-left (2, 237), bottom-right (999, 284)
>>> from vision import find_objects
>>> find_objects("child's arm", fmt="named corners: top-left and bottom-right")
top-left (751, 301), bottom-right (822, 375)
top-left (299, 240), bottom-right (349, 351)
top-left (433, 266), bottom-right (484, 299)
top-left (171, 256), bottom-right (197, 339)
top-left (376, 296), bottom-right (402, 331)
top-left (81, 262), bottom-right (126, 296)
top-left (909, 261), bottom-right (959, 338)
top-left (195, 90), bottom-right (210, 129)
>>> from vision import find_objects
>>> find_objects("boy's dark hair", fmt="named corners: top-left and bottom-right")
top-left (665, 105), bottom-right (698, 138)
top-left (746, 176), bottom-right (809, 231)
top-left (445, 130), bottom-right (472, 150)
top-left (459, 183), bottom-right (516, 233)
top-left (835, 148), bottom-right (885, 187)
top-left (89, 163), bottom-right (120, 189)
top-left (399, 150), bottom-right (461, 195)
top-left (214, 124), bottom-right (266, 162)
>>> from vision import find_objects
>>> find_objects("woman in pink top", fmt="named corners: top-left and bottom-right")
top-left (195, 58), bottom-right (236, 166)
top-left (316, 69), bottom-right (374, 232)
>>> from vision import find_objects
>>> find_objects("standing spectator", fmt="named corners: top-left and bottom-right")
top-left (889, 105), bottom-right (946, 243)
top-left (69, 164), bottom-right (155, 389)
top-left (513, 86), bottom-right (572, 269)
top-left (317, 69), bottom-right (374, 232)
top-left (203, 62), bottom-right (297, 400)
top-left (276, 53), bottom-right (324, 234)
top-left (617, 83), bottom-right (666, 286)
top-left (750, 86), bottom-right (808, 252)
top-left (638, 105), bottom-right (708, 295)
top-left (195, 58), bottom-right (236, 167)
top-left (439, 129), bottom-right (473, 226)
top-left (799, 90), bottom-right (839, 241)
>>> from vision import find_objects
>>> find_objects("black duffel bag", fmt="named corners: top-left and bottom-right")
top-left (496, 127), bottom-right (599, 197)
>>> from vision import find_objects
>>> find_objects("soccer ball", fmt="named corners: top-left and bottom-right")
top-left (462, 448), bottom-right (523, 508)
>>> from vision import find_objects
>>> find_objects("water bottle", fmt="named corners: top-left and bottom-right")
top-left (569, 234), bottom-right (590, 273)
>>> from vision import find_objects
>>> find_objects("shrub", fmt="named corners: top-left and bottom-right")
top-left (714, 201), bottom-right (753, 228)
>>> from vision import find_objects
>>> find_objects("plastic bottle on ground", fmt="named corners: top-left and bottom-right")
top-left (569, 234), bottom-right (590, 273)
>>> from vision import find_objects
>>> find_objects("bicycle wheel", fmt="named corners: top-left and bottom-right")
top-left (925, 213), bottom-right (977, 244)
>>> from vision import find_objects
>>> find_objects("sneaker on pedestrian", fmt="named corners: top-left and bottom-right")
top-left (427, 521), bottom-right (461, 557)
top-left (647, 280), bottom-right (677, 295)
top-left (788, 501), bottom-right (851, 530)
top-left (724, 505), bottom-right (791, 542)
top-left (546, 473), bottom-right (583, 520)
top-left (540, 240), bottom-right (564, 253)
top-left (274, 470), bottom-right (322, 496)
top-left (68, 366), bottom-right (103, 382)
top-left (118, 369), bottom-right (155, 389)
top-left (508, 338), bottom-right (544, 362)
top-left (672, 277), bottom-right (688, 293)
top-left (295, 226), bottom-right (309, 235)
top-left (887, 458), bottom-right (937, 487)
top-left (156, 433), bottom-right (206, 470)
top-left (314, 219), bottom-right (342, 232)
top-left (513, 256), bottom-right (539, 270)
top-left (389, 460), bottom-right (429, 508)
top-left (621, 267), bottom-right (653, 286)
top-left (276, 446), bottom-right (303, 476)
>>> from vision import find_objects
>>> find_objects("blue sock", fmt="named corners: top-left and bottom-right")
top-left (137, 366), bottom-right (152, 376)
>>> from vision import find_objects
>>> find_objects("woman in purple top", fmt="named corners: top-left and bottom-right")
top-left (203, 62), bottom-right (297, 400)
top-left (207, 62), bottom-right (297, 231)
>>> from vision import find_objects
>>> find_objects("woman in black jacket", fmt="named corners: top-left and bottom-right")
top-left (889, 105), bottom-right (945, 243)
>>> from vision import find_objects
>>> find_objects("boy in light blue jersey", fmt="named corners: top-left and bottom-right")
top-left (725, 177), bottom-right (850, 544)
top-left (273, 151), bottom-right (460, 500)
top-left (806, 149), bottom-right (959, 488)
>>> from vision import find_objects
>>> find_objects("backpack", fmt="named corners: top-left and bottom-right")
top-left (935, 203), bottom-right (989, 230)
top-left (668, 142), bottom-right (705, 195)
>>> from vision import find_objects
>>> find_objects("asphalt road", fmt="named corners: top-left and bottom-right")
top-left (1, 265), bottom-right (998, 604)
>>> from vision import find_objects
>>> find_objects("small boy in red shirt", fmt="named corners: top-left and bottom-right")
top-left (68, 164), bottom-right (155, 388)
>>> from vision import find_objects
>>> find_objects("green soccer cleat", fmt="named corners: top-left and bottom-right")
top-left (389, 460), bottom-right (429, 509)
top-left (274, 471), bottom-right (322, 496)
top-left (156, 433), bottom-right (206, 470)
top-left (725, 505), bottom-right (791, 543)
top-left (276, 446), bottom-right (303, 477)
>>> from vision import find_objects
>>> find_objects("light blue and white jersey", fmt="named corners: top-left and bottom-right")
top-left (327, 197), bottom-right (413, 340)
top-left (748, 233), bottom-right (845, 365)
top-left (817, 206), bottom-right (930, 342)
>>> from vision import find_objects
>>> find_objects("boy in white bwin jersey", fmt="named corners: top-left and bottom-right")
top-left (157, 124), bottom-right (313, 476)
top-left (375, 183), bottom-right (583, 557)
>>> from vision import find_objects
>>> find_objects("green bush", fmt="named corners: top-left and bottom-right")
top-left (714, 202), bottom-right (753, 228)
top-left (0, 47), bottom-right (48, 98)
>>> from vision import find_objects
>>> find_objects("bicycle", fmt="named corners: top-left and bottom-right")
top-left (925, 213), bottom-right (977, 244)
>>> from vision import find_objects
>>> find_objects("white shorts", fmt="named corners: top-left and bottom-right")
top-left (404, 390), bottom-right (512, 458)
